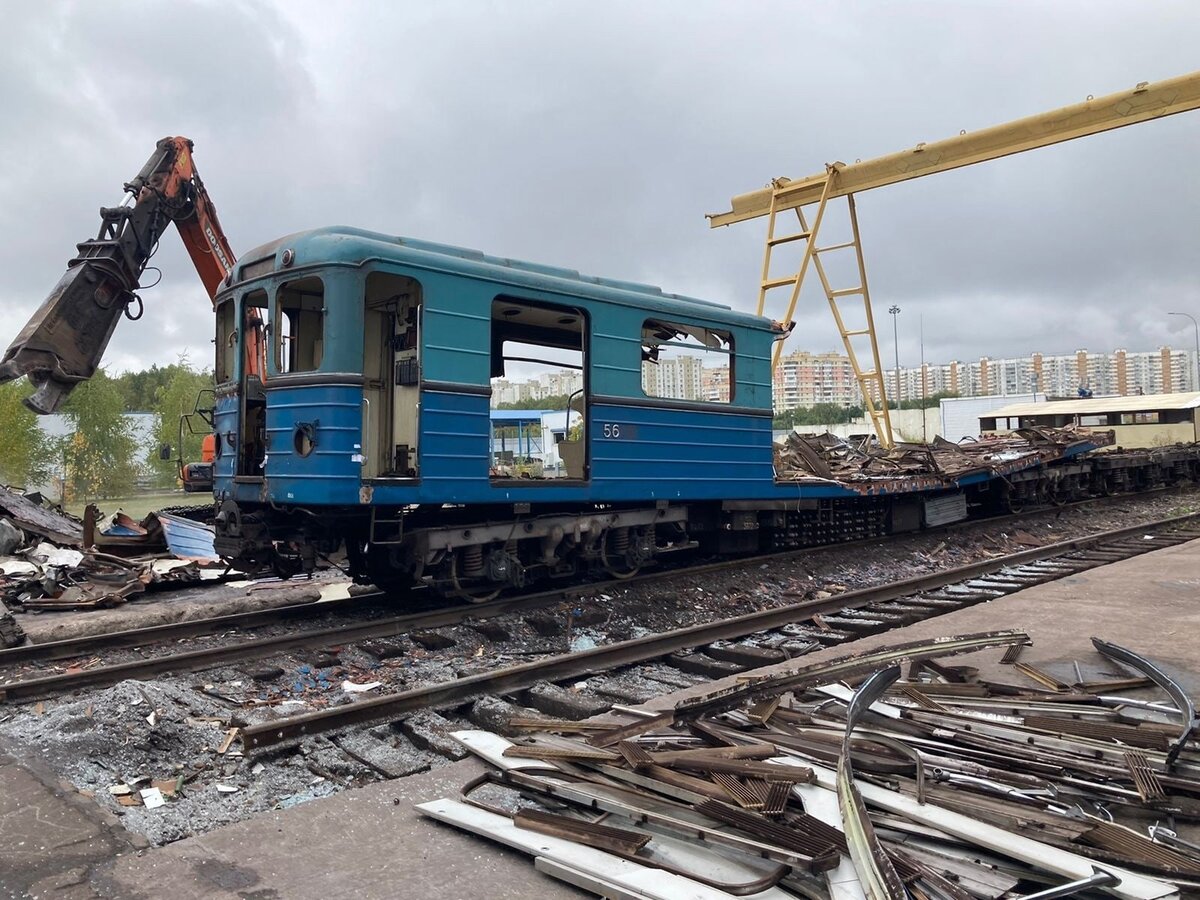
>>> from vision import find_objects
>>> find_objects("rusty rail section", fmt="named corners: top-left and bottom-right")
top-left (237, 512), bottom-right (1199, 752)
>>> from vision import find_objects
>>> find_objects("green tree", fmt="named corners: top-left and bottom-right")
top-left (495, 393), bottom-right (572, 411)
top-left (773, 403), bottom-right (864, 429)
top-left (147, 360), bottom-right (215, 487)
top-left (898, 390), bottom-right (959, 410)
top-left (113, 363), bottom-right (202, 412)
top-left (59, 370), bottom-right (139, 502)
top-left (0, 380), bottom-right (52, 487)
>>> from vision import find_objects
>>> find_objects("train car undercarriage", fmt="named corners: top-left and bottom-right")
top-left (213, 445), bottom-right (1200, 603)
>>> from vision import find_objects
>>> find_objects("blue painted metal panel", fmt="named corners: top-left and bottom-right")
top-left (588, 403), bottom-right (775, 500)
top-left (418, 388), bottom-right (491, 503)
top-left (263, 383), bottom-right (363, 505)
top-left (156, 512), bottom-right (218, 562)
top-left (211, 392), bottom-right (239, 498)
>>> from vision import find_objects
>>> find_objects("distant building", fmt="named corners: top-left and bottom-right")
top-left (701, 365), bottom-right (732, 403)
top-left (490, 370), bottom-right (583, 407)
top-left (642, 356), bottom-right (704, 401)
top-left (773, 350), bottom-right (860, 411)
top-left (492, 344), bottom-right (1200, 414)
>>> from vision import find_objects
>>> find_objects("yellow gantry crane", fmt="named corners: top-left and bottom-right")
top-left (710, 71), bottom-right (1200, 448)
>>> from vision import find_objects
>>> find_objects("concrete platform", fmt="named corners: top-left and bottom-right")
top-left (0, 742), bottom-right (143, 899)
top-left (13, 537), bottom-right (1200, 898)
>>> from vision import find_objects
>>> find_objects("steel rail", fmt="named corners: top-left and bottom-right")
top-left (1092, 638), bottom-right (1199, 769)
top-left (837, 666), bottom-right (908, 900)
top-left (238, 513), bottom-right (1198, 751)
top-left (3, 510), bottom-right (1197, 707)
top-left (0, 487), bottom-right (1181, 670)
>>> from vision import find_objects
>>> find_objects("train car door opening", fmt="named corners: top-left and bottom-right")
top-left (237, 290), bottom-right (269, 478)
top-left (363, 273), bottom-right (422, 478)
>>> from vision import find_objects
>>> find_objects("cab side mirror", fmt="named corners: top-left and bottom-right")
top-left (159, 443), bottom-right (172, 461)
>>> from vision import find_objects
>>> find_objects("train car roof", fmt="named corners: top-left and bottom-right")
top-left (232, 226), bottom-right (773, 331)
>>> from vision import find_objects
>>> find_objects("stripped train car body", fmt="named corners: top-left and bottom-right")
top-left (210, 227), bottom-right (1128, 596)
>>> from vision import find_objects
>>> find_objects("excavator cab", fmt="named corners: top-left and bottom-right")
top-left (158, 389), bottom-right (216, 492)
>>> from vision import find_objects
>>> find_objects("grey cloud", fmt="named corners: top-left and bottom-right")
top-left (1, 0), bottom-right (1198, 376)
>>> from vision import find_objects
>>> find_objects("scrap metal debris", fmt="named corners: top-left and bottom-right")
top-left (0, 484), bottom-right (226, 621)
top-left (421, 633), bottom-right (1198, 899)
top-left (774, 426), bottom-right (1114, 491)
top-left (0, 486), bottom-right (83, 545)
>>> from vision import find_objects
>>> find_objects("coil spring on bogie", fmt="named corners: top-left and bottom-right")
top-left (460, 544), bottom-right (484, 578)
top-left (609, 527), bottom-right (630, 555)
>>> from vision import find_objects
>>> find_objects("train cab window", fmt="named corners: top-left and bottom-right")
top-left (215, 298), bottom-right (236, 383)
top-left (490, 298), bottom-right (586, 480)
top-left (641, 320), bottom-right (733, 403)
top-left (275, 277), bottom-right (325, 374)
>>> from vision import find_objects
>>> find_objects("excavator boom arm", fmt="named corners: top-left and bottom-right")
top-left (0, 136), bottom-right (234, 413)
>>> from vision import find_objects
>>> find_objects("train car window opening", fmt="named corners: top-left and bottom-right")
top-left (641, 319), bottom-right (733, 403)
top-left (490, 297), bottom-right (586, 480)
top-left (215, 298), bottom-right (236, 383)
top-left (242, 290), bottom-right (269, 381)
top-left (275, 277), bottom-right (325, 374)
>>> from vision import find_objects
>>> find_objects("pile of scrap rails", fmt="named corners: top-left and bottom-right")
top-left (422, 631), bottom-right (1200, 900)
top-left (0, 485), bottom-right (225, 645)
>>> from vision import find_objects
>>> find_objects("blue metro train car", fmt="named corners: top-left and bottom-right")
top-left (208, 226), bottom-right (1092, 597)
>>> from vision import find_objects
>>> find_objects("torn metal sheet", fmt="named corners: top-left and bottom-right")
top-left (778, 757), bottom-right (1175, 900)
top-left (155, 512), bottom-right (218, 563)
top-left (0, 486), bottom-right (82, 545)
top-left (419, 798), bottom-right (779, 900)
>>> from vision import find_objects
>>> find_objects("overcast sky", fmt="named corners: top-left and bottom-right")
top-left (1, 1), bottom-right (1198, 377)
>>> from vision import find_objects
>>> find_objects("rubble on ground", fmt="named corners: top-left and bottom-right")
top-left (774, 425), bottom-right (1114, 488)
top-left (0, 485), bottom-right (226, 628)
top-left (423, 630), bottom-right (1199, 899)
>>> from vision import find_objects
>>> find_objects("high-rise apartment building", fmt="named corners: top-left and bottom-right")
top-left (493, 346), bottom-right (1198, 412)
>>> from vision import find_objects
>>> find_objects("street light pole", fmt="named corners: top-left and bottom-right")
top-left (888, 305), bottom-right (901, 408)
top-left (1169, 312), bottom-right (1200, 391)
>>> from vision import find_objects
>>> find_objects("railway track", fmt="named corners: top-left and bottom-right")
top-left (235, 511), bottom-right (1200, 750)
top-left (0, 489), bottom-right (1184, 694)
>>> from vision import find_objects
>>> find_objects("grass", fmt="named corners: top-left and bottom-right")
top-left (65, 491), bottom-right (210, 521)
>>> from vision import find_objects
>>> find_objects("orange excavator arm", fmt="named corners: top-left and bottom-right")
top-left (0, 136), bottom-right (244, 413)
top-left (152, 136), bottom-right (235, 301)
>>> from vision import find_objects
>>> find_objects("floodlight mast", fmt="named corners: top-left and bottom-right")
top-left (712, 71), bottom-right (1200, 449)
